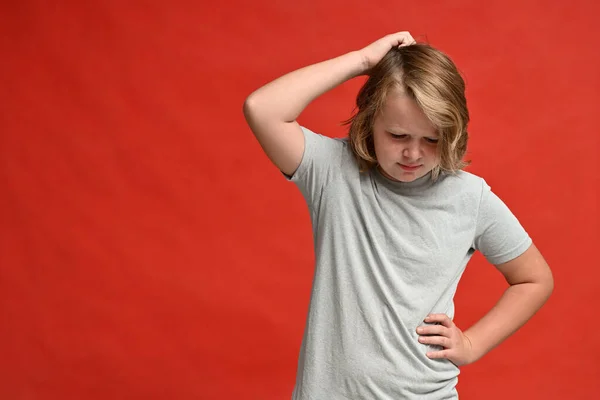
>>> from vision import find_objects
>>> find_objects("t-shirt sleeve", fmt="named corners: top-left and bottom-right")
top-left (284, 126), bottom-right (346, 209)
top-left (473, 180), bottom-right (533, 265)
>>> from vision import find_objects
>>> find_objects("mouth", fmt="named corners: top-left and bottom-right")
top-left (398, 163), bottom-right (422, 171)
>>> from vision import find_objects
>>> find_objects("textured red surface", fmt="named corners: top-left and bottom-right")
top-left (1, 1), bottom-right (598, 399)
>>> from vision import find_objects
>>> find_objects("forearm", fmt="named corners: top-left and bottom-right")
top-left (245, 51), bottom-right (366, 123)
top-left (464, 280), bottom-right (553, 363)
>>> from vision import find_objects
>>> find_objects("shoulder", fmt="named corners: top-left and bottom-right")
top-left (427, 170), bottom-right (496, 217)
top-left (299, 126), bottom-right (357, 170)
top-left (301, 126), bottom-right (349, 149)
top-left (434, 170), bottom-right (488, 196)
top-left (287, 126), bottom-right (358, 185)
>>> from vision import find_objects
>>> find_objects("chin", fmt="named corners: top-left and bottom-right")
top-left (396, 175), bottom-right (419, 182)
top-left (385, 172), bottom-right (419, 183)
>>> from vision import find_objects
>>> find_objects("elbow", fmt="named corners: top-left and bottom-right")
top-left (243, 90), bottom-right (267, 121)
top-left (243, 93), bottom-right (257, 121)
top-left (510, 265), bottom-right (555, 303)
top-left (533, 266), bottom-right (554, 304)
top-left (243, 92), bottom-right (269, 132)
top-left (543, 268), bottom-right (555, 299)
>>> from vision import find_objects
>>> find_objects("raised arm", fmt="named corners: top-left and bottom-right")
top-left (242, 32), bottom-right (416, 176)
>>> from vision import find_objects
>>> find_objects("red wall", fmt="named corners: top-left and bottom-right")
top-left (1, 1), bottom-right (598, 399)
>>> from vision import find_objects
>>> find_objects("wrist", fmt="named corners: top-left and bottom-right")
top-left (346, 50), bottom-right (370, 77)
top-left (462, 330), bottom-right (484, 365)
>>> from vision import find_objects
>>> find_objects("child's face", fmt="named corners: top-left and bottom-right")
top-left (372, 89), bottom-right (440, 183)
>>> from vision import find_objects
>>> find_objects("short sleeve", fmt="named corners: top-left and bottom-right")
top-left (473, 181), bottom-right (533, 265)
top-left (284, 126), bottom-right (346, 210)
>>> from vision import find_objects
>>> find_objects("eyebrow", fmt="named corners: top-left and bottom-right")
top-left (386, 126), bottom-right (410, 134)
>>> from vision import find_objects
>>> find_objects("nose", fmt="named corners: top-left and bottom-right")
top-left (402, 139), bottom-right (422, 161)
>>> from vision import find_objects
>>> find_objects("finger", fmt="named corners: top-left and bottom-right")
top-left (426, 348), bottom-right (452, 360)
top-left (391, 32), bottom-right (413, 46)
top-left (417, 324), bottom-right (449, 337)
top-left (399, 33), bottom-right (415, 46)
top-left (398, 37), bottom-right (413, 47)
top-left (419, 335), bottom-right (450, 348)
top-left (425, 314), bottom-right (453, 328)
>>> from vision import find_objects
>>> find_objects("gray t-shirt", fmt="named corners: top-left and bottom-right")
top-left (286, 127), bottom-right (532, 399)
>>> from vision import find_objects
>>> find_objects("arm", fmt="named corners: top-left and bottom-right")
top-left (418, 244), bottom-right (554, 366)
top-left (462, 243), bottom-right (554, 363)
top-left (243, 32), bottom-right (416, 176)
top-left (243, 51), bottom-right (364, 176)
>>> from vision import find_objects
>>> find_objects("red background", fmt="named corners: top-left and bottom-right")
top-left (1, 1), bottom-right (598, 399)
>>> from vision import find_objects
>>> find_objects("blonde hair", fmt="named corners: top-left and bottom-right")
top-left (344, 43), bottom-right (470, 180)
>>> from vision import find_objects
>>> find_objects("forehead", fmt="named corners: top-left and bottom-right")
top-left (378, 89), bottom-right (438, 137)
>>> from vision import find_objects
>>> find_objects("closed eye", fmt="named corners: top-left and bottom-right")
top-left (389, 132), bottom-right (438, 144)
